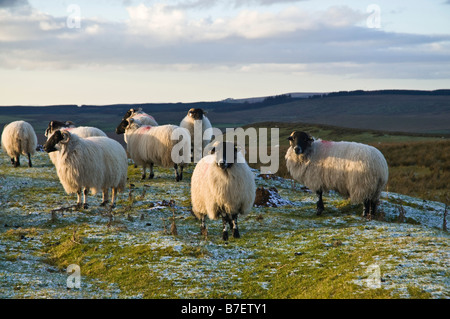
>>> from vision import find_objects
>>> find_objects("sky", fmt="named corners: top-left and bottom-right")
top-left (1, 0), bottom-right (450, 105)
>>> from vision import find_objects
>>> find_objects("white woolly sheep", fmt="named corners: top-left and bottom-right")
top-left (44, 130), bottom-right (128, 209)
top-left (180, 108), bottom-right (212, 161)
top-left (115, 118), bottom-right (190, 181)
top-left (44, 120), bottom-right (107, 166)
top-left (285, 131), bottom-right (389, 218)
top-left (122, 108), bottom-right (158, 127)
top-left (1, 120), bottom-right (38, 168)
top-left (191, 141), bottom-right (256, 240)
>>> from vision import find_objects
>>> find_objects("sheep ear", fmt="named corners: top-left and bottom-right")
top-left (60, 131), bottom-right (70, 144)
top-left (65, 121), bottom-right (75, 126)
top-left (202, 109), bottom-right (207, 115)
top-left (209, 147), bottom-right (216, 155)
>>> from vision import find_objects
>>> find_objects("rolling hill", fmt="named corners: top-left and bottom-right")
top-left (0, 90), bottom-right (449, 146)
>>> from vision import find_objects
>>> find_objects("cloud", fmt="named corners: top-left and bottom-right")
top-left (0, 1), bottom-right (449, 84)
top-left (169, 0), bottom-right (306, 10)
top-left (0, 0), bottom-right (28, 7)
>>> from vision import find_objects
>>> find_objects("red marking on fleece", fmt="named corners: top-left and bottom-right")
top-left (321, 140), bottom-right (333, 146)
top-left (140, 126), bottom-right (152, 131)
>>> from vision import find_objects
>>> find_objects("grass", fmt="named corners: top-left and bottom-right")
top-left (0, 124), bottom-right (449, 299)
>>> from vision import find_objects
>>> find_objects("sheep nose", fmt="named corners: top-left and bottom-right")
top-left (218, 159), bottom-right (227, 169)
top-left (294, 146), bottom-right (302, 155)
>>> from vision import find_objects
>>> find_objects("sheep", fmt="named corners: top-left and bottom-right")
top-left (43, 130), bottom-right (128, 209)
top-left (44, 120), bottom-right (107, 139)
top-left (179, 108), bottom-right (212, 161)
top-left (1, 120), bottom-right (38, 168)
top-left (44, 120), bottom-right (107, 167)
top-left (285, 131), bottom-right (389, 218)
top-left (115, 118), bottom-right (190, 181)
top-left (190, 140), bottom-right (256, 240)
top-left (122, 108), bottom-right (158, 127)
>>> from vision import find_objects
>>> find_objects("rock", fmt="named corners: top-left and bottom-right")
top-left (254, 186), bottom-right (292, 207)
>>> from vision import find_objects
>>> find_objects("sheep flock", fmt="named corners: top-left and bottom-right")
top-left (1, 109), bottom-right (390, 240)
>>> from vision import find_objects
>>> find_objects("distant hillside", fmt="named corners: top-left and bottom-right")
top-left (0, 90), bottom-right (449, 144)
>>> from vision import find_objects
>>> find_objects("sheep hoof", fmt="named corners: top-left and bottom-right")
top-left (83, 203), bottom-right (89, 209)
top-left (100, 201), bottom-right (109, 207)
top-left (141, 174), bottom-right (146, 180)
top-left (110, 203), bottom-right (116, 209)
top-left (200, 226), bottom-right (208, 237)
top-left (149, 173), bottom-right (154, 179)
top-left (316, 207), bottom-right (324, 216)
top-left (232, 229), bottom-right (240, 238)
top-left (176, 175), bottom-right (181, 182)
top-left (222, 231), bottom-right (229, 241)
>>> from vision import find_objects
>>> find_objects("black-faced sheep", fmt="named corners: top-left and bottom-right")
top-left (191, 141), bottom-right (256, 240)
top-left (44, 120), bottom-right (106, 139)
top-left (1, 120), bottom-right (38, 167)
top-left (44, 121), bottom-right (107, 167)
top-left (122, 108), bottom-right (158, 126)
top-left (180, 108), bottom-right (212, 161)
top-left (115, 118), bottom-right (190, 181)
top-left (44, 130), bottom-right (128, 209)
top-left (285, 131), bottom-right (388, 218)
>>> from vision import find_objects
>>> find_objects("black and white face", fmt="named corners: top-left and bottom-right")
top-left (45, 120), bottom-right (72, 137)
top-left (288, 131), bottom-right (313, 155)
top-left (210, 141), bottom-right (238, 170)
top-left (188, 108), bottom-right (205, 120)
top-left (44, 130), bottom-right (65, 153)
top-left (123, 108), bottom-right (136, 120)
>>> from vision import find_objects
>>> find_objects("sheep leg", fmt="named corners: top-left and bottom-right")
top-left (370, 200), bottom-right (378, 218)
top-left (101, 189), bottom-right (109, 207)
top-left (174, 164), bottom-right (181, 182)
top-left (82, 188), bottom-right (89, 209)
top-left (149, 163), bottom-right (154, 179)
top-left (200, 215), bottom-right (208, 237)
top-left (141, 164), bottom-right (147, 180)
top-left (76, 189), bottom-right (83, 209)
top-left (10, 158), bottom-right (15, 166)
top-left (13, 156), bottom-right (20, 167)
top-left (316, 190), bottom-right (324, 215)
top-left (27, 153), bottom-right (32, 167)
top-left (222, 217), bottom-right (229, 241)
top-left (110, 188), bottom-right (117, 209)
top-left (231, 214), bottom-right (240, 238)
top-left (363, 200), bottom-right (371, 218)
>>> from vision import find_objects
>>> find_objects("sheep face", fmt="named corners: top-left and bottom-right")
top-left (288, 131), bottom-right (314, 155)
top-left (187, 108), bottom-right (206, 120)
top-left (45, 120), bottom-right (75, 137)
top-left (122, 108), bottom-right (136, 120)
top-left (210, 141), bottom-right (238, 170)
top-left (115, 118), bottom-right (128, 134)
top-left (44, 130), bottom-right (69, 153)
